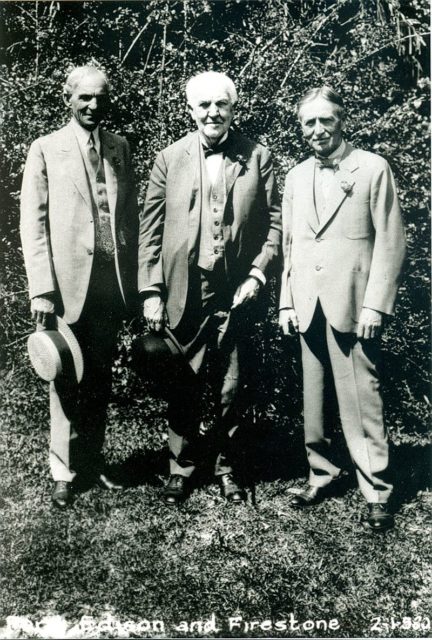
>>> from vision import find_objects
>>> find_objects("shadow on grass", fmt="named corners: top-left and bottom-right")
top-left (391, 441), bottom-right (431, 507)
top-left (101, 416), bottom-right (430, 512)
top-left (107, 448), bottom-right (168, 488)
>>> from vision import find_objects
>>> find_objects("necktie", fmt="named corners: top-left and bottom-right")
top-left (87, 133), bottom-right (99, 174)
top-left (316, 156), bottom-right (339, 171)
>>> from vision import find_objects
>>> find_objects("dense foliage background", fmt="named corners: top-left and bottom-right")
top-left (0, 0), bottom-right (429, 445)
top-left (0, 1), bottom-right (430, 636)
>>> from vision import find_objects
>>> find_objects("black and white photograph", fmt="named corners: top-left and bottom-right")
top-left (0, 0), bottom-right (430, 638)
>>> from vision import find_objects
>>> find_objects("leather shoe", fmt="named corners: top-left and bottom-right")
top-left (163, 475), bottom-right (188, 506)
top-left (96, 473), bottom-right (123, 491)
top-left (218, 473), bottom-right (246, 504)
top-left (363, 503), bottom-right (394, 532)
top-left (51, 481), bottom-right (73, 508)
top-left (290, 485), bottom-right (322, 508)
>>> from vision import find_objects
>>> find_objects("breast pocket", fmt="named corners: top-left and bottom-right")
top-left (343, 201), bottom-right (373, 239)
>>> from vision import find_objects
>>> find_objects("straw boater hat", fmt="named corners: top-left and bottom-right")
top-left (27, 316), bottom-right (84, 383)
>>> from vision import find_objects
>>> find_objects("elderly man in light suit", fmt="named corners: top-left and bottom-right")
top-left (138, 71), bottom-right (281, 506)
top-left (20, 65), bottom-right (139, 507)
top-left (279, 86), bottom-right (406, 531)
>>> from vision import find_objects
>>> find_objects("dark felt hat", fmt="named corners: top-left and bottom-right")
top-left (131, 328), bottom-right (195, 397)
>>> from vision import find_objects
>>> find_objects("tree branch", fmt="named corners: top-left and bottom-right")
top-left (121, 21), bottom-right (150, 66)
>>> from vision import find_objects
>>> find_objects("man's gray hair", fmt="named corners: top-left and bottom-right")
top-left (63, 65), bottom-right (109, 96)
top-left (297, 86), bottom-right (345, 119)
top-left (186, 71), bottom-right (238, 106)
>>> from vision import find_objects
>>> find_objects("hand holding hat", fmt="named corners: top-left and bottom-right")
top-left (31, 294), bottom-right (55, 331)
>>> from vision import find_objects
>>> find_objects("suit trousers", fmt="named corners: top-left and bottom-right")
top-left (49, 258), bottom-right (124, 482)
top-left (300, 302), bottom-right (392, 503)
top-left (167, 264), bottom-right (247, 478)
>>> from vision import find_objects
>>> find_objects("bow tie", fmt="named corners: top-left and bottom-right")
top-left (203, 138), bottom-right (230, 158)
top-left (316, 157), bottom-right (339, 170)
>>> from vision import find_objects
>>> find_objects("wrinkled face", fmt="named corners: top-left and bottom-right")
top-left (64, 74), bottom-right (109, 131)
top-left (299, 96), bottom-right (344, 157)
top-left (188, 81), bottom-right (234, 146)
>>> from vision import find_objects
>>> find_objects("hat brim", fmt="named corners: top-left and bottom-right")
top-left (56, 316), bottom-right (84, 383)
top-left (27, 316), bottom-right (84, 384)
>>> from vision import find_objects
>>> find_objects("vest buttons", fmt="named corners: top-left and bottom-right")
top-left (214, 221), bottom-right (220, 226)
top-left (315, 265), bottom-right (322, 271)
top-left (214, 248), bottom-right (219, 255)
top-left (87, 248), bottom-right (94, 255)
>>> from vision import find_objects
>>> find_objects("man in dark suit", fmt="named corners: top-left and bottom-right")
top-left (138, 71), bottom-right (281, 506)
top-left (20, 65), bottom-right (139, 507)
top-left (279, 86), bottom-right (406, 531)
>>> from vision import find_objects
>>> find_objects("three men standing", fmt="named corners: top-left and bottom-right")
top-left (138, 71), bottom-right (282, 505)
top-left (20, 66), bottom-right (139, 507)
top-left (279, 87), bottom-right (406, 531)
top-left (21, 66), bottom-right (405, 528)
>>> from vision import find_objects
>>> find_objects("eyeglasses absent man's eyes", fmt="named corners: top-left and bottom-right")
top-left (78, 94), bottom-right (110, 103)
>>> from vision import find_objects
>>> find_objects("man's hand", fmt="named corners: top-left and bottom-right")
top-left (356, 307), bottom-right (383, 340)
top-left (279, 308), bottom-right (299, 336)
top-left (31, 294), bottom-right (55, 330)
top-left (231, 277), bottom-right (260, 309)
top-left (142, 294), bottom-right (167, 333)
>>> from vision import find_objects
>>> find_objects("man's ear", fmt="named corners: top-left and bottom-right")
top-left (63, 93), bottom-right (71, 108)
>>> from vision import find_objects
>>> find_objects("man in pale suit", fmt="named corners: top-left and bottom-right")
top-left (139, 71), bottom-right (281, 506)
top-left (20, 66), bottom-right (139, 507)
top-left (279, 86), bottom-right (405, 531)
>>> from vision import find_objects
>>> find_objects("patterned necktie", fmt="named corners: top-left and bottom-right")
top-left (87, 132), bottom-right (99, 174)
top-left (316, 156), bottom-right (339, 171)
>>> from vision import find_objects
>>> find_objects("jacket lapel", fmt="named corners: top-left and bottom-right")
top-left (59, 124), bottom-right (92, 210)
top-left (316, 143), bottom-right (359, 235)
top-left (224, 134), bottom-right (244, 198)
top-left (183, 133), bottom-right (202, 256)
top-left (301, 157), bottom-right (318, 233)
top-left (101, 130), bottom-right (118, 217)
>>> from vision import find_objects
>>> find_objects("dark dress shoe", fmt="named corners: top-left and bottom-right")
top-left (96, 473), bottom-right (123, 491)
top-left (163, 475), bottom-right (188, 506)
top-left (218, 473), bottom-right (246, 504)
top-left (363, 503), bottom-right (394, 532)
top-left (51, 481), bottom-right (73, 508)
top-left (290, 485), bottom-right (322, 508)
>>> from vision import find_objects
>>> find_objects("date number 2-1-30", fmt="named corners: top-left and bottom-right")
top-left (370, 616), bottom-right (430, 632)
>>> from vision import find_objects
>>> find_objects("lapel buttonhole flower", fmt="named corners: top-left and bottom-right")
top-left (340, 179), bottom-right (354, 194)
top-left (235, 153), bottom-right (248, 168)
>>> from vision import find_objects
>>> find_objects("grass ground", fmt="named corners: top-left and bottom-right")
top-left (0, 356), bottom-right (431, 640)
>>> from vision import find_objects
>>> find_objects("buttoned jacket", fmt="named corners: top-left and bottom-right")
top-left (138, 130), bottom-right (282, 329)
top-left (279, 143), bottom-right (406, 333)
top-left (20, 121), bottom-right (139, 324)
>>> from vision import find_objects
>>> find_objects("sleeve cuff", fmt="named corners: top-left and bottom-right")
top-left (249, 267), bottom-right (266, 287)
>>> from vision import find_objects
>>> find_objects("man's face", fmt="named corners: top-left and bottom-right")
top-left (64, 74), bottom-right (109, 131)
top-left (188, 82), bottom-right (234, 146)
top-left (299, 96), bottom-right (344, 157)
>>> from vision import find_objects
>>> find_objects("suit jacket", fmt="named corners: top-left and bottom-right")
top-left (279, 143), bottom-right (406, 333)
top-left (20, 121), bottom-right (139, 324)
top-left (138, 130), bottom-right (282, 329)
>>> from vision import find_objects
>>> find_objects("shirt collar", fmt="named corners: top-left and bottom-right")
top-left (70, 117), bottom-right (100, 148)
top-left (327, 139), bottom-right (346, 161)
top-left (199, 131), bottom-right (229, 151)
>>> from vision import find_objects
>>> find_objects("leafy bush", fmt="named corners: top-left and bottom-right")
top-left (0, 0), bottom-right (430, 447)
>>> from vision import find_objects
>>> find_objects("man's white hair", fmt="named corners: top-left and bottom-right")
top-left (186, 71), bottom-right (238, 106)
top-left (63, 65), bottom-right (109, 96)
